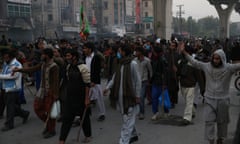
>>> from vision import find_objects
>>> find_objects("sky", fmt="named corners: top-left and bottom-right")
top-left (172, 0), bottom-right (240, 22)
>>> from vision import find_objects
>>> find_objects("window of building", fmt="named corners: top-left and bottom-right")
top-left (104, 17), bottom-right (108, 25)
top-left (48, 14), bottom-right (53, 21)
top-left (145, 12), bottom-right (148, 17)
top-left (7, 3), bottom-right (31, 17)
top-left (145, 2), bottom-right (148, 7)
top-left (146, 23), bottom-right (150, 29)
top-left (103, 1), bottom-right (108, 10)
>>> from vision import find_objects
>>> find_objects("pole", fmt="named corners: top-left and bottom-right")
top-left (41, 0), bottom-right (45, 37)
top-left (176, 4), bottom-right (184, 35)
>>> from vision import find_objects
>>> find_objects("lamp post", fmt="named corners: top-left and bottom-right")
top-left (176, 4), bottom-right (184, 35)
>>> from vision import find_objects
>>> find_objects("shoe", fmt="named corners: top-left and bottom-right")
top-left (138, 114), bottom-right (145, 120)
top-left (180, 119), bottom-right (191, 126)
top-left (192, 114), bottom-right (196, 119)
top-left (20, 100), bottom-right (27, 104)
top-left (147, 101), bottom-right (152, 105)
top-left (57, 116), bottom-right (62, 122)
top-left (42, 128), bottom-right (48, 135)
top-left (43, 131), bottom-right (56, 139)
top-left (22, 111), bottom-right (30, 124)
top-left (151, 112), bottom-right (159, 121)
top-left (217, 138), bottom-right (224, 144)
top-left (1, 125), bottom-right (13, 132)
top-left (90, 100), bottom-right (96, 107)
top-left (82, 137), bottom-right (91, 143)
top-left (129, 136), bottom-right (138, 143)
top-left (97, 115), bottom-right (105, 122)
top-left (209, 139), bottom-right (215, 144)
top-left (193, 103), bottom-right (197, 109)
top-left (72, 119), bottom-right (80, 127)
top-left (170, 103), bottom-right (175, 109)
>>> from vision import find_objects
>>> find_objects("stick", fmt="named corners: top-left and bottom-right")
top-left (44, 113), bottom-right (50, 131)
top-left (76, 106), bottom-right (89, 142)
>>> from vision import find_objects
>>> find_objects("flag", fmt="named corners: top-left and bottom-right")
top-left (79, 3), bottom-right (90, 40)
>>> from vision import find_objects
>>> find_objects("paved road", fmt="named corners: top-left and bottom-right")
top-left (0, 76), bottom-right (239, 144)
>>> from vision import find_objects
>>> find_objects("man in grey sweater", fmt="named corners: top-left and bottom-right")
top-left (179, 42), bottom-right (240, 144)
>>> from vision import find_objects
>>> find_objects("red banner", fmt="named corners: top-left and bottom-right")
top-left (135, 0), bottom-right (141, 24)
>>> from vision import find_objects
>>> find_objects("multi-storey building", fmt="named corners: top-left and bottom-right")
top-left (0, 0), bottom-right (34, 41)
top-left (101, 0), bottom-right (153, 36)
top-left (32, 0), bottom-right (83, 39)
top-left (0, 0), bottom-right (9, 36)
top-left (141, 0), bottom-right (153, 35)
top-left (1, 0), bottom-right (155, 41)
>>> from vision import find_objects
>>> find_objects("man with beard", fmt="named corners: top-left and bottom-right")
top-left (59, 49), bottom-right (91, 144)
top-left (15, 48), bottom-right (59, 138)
top-left (179, 42), bottom-right (240, 144)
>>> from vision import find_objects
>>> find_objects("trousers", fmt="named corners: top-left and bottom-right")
top-left (90, 84), bottom-right (106, 116)
top-left (180, 87), bottom-right (195, 121)
top-left (119, 106), bottom-right (139, 144)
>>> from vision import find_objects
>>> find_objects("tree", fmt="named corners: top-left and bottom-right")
top-left (198, 16), bottom-right (220, 37)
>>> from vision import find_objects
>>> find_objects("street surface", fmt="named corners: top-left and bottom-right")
top-left (0, 76), bottom-right (239, 144)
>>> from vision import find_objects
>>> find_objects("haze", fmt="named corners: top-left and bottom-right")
top-left (173, 0), bottom-right (240, 22)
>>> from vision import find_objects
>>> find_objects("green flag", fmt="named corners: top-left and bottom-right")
top-left (79, 4), bottom-right (90, 40)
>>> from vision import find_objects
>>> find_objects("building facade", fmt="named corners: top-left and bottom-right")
top-left (0, 0), bottom-right (164, 41)
top-left (100, 0), bottom-right (154, 36)
top-left (0, 0), bottom-right (34, 41)
top-left (0, 0), bottom-right (9, 35)
top-left (141, 0), bottom-right (153, 35)
top-left (32, 0), bottom-right (83, 39)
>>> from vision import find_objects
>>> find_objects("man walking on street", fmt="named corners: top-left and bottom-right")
top-left (0, 49), bottom-right (29, 131)
top-left (15, 48), bottom-right (59, 138)
top-left (82, 42), bottom-right (106, 121)
top-left (179, 42), bottom-right (240, 144)
top-left (134, 46), bottom-right (152, 120)
top-left (59, 49), bottom-right (92, 144)
top-left (104, 44), bottom-right (141, 144)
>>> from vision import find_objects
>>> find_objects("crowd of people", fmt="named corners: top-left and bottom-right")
top-left (0, 34), bottom-right (240, 144)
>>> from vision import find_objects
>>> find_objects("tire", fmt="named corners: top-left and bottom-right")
top-left (234, 76), bottom-right (240, 91)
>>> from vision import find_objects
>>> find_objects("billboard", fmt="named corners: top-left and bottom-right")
top-left (8, 0), bottom-right (31, 4)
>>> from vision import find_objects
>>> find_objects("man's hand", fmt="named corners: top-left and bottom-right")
top-left (178, 42), bottom-right (185, 53)
top-left (136, 97), bottom-right (140, 104)
top-left (103, 88), bottom-right (109, 96)
top-left (85, 97), bottom-right (91, 107)
top-left (90, 82), bottom-right (95, 87)
top-left (12, 67), bottom-right (21, 72)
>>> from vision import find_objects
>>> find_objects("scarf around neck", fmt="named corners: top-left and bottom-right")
top-left (111, 56), bottom-right (136, 114)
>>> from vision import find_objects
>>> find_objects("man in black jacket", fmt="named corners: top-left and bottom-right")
top-left (83, 42), bottom-right (106, 121)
